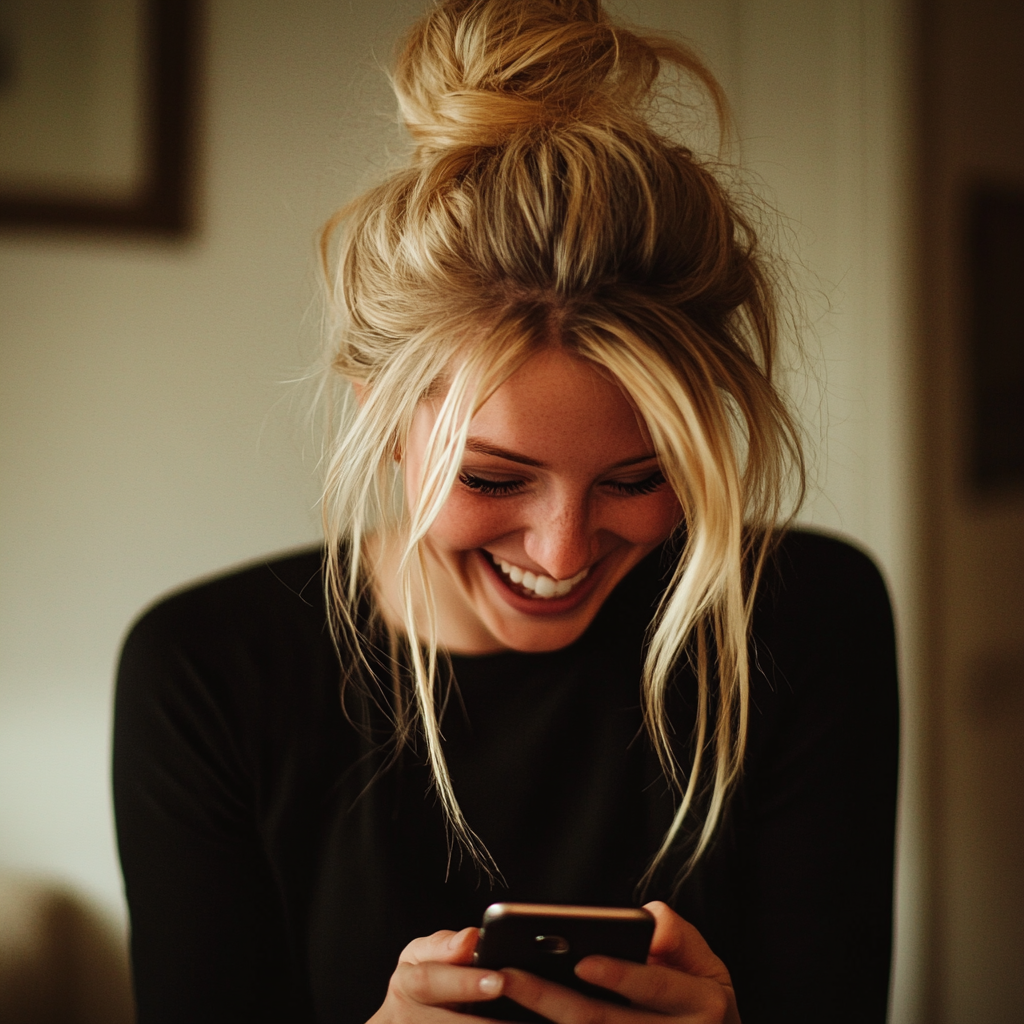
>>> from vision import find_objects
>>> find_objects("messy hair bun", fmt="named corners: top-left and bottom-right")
top-left (321, 0), bottom-right (803, 888)
top-left (393, 0), bottom-right (721, 156)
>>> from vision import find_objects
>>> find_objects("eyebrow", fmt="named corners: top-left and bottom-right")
top-left (464, 437), bottom-right (658, 470)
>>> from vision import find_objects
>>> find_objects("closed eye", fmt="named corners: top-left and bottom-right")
top-left (606, 470), bottom-right (666, 496)
top-left (458, 472), bottom-right (525, 496)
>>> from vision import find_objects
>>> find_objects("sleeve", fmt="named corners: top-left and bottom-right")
top-left (729, 535), bottom-right (900, 1023)
top-left (112, 600), bottom-right (301, 1024)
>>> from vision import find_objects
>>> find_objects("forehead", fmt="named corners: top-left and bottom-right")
top-left (467, 347), bottom-right (652, 465)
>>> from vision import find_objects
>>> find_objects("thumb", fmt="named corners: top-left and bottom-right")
top-left (643, 902), bottom-right (731, 984)
top-left (400, 927), bottom-right (479, 966)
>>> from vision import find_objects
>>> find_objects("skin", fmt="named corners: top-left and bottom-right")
top-left (368, 348), bottom-right (736, 1020)
top-left (369, 901), bottom-right (740, 1024)
top-left (372, 346), bottom-right (683, 654)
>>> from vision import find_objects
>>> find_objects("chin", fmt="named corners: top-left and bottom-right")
top-left (484, 617), bottom-right (596, 654)
top-left (474, 586), bottom-right (611, 653)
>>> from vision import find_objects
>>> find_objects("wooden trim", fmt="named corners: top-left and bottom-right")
top-left (0, 0), bottom-right (199, 236)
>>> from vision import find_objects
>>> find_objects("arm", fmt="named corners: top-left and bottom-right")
top-left (113, 602), bottom-right (302, 1023)
top-left (726, 533), bottom-right (900, 1021)
top-left (502, 534), bottom-right (898, 1024)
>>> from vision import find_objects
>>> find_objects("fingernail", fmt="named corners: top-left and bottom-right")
top-left (479, 973), bottom-right (503, 995)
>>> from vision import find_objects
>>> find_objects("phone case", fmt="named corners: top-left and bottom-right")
top-left (471, 903), bottom-right (654, 1023)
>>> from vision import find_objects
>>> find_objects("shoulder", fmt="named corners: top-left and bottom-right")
top-left (124, 546), bottom-right (327, 650)
top-left (763, 527), bottom-right (888, 599)
top-left (755, 528), bottom-right (894, 641)
top-left (117, 547), bottom-right (338, 741)
top-left (126, 544), bottom-right (327, 630)
top-left (114, 547), bottom-right (359, 823)
top-left (746, 528), bottom-right (898, 745)
top-left (764, 526), bottom-right (894, 629)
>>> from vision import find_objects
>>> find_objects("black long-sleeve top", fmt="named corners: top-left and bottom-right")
top-left (113, 530), bottom-right (898, 1023)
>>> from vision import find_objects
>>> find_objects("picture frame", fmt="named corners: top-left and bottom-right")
top-left (0, 0), bottom-right (198, 236)
top-left (968, 182), bottom-right (1024, 493)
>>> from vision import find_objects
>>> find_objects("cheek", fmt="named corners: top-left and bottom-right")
top-left (425, 491), bottom-right (517, 551)
top-left (615, 492), bottom-right (684, 544)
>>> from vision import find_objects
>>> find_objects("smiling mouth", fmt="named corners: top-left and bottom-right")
top-left (487, 552), bottom-right (590, 599)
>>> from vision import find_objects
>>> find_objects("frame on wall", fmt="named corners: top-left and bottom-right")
top-left (0, 0), bottom-right (198, 236)
top-left (968, 182), bottom-right (1024, 493)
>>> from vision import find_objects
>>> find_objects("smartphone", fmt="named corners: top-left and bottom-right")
top-left (471, 902), bottom-right (655, 1022)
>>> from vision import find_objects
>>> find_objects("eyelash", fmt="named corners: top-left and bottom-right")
top-left (458, 474), bottom-right (524, 496)
top-left (458, 470), bottom-right (666, 497)
top-left (610, 470), bottom-right (666, 496)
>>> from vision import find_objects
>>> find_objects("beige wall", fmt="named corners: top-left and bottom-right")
top-left (0, 0), bottom-right (426, 919)
top-left (0, 0), bottom-right (923, 1017)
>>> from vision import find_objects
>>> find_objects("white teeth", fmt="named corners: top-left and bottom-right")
top-left (490, 555), bottom-right (590, 599)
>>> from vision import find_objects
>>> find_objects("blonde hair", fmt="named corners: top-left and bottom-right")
top-left (320, 0), bottom-right (803, 886)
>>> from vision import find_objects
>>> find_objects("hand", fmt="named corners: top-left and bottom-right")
top-left (499, 901), bottom-right (740, 1024)
top-left (367, 926), bottom-right (507, 1024)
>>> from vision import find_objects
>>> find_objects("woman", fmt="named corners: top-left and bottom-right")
top-left (114, 1), bottom-right (898, 1022)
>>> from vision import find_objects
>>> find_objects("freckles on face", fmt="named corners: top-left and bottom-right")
top-left (403, 347), bottom-right (683, 654)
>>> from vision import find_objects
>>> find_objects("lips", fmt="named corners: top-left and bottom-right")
top-left (491, 554), bottom-right (590, 598)
top-left (478, 550), bottom-right (600, 615)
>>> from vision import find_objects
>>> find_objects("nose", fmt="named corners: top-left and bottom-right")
top-left (521, 494), bottom-right (596, 581)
